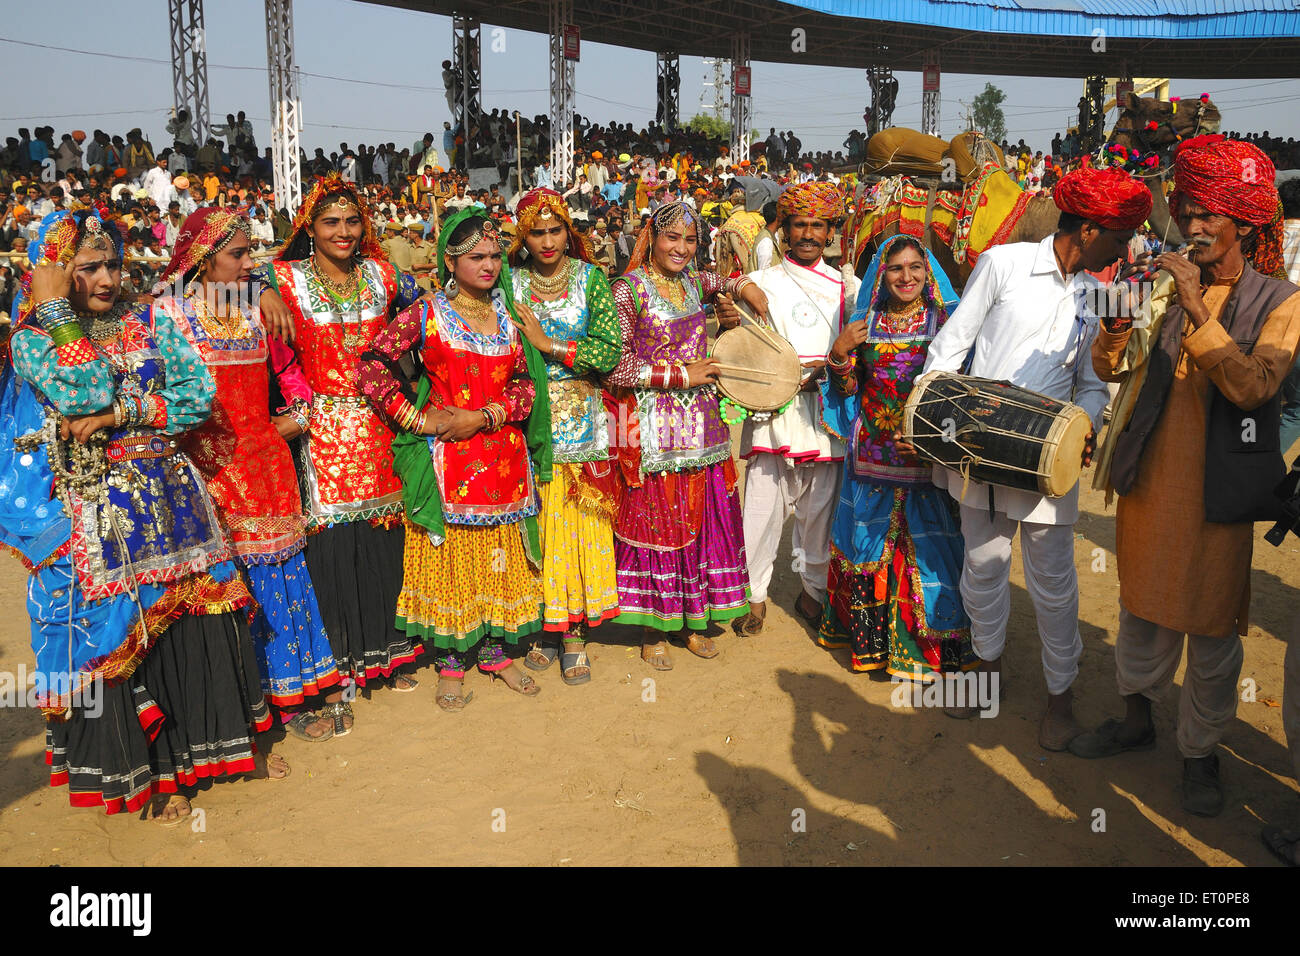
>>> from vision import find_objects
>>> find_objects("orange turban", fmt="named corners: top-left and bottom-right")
top-left (778, 181), bottom-right (845, 222)
top-left (1053, 166), bottom-right (1152, 231)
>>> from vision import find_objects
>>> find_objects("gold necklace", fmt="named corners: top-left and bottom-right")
top-left (529, 257), bottom-right (574, 297)
top-left (313, 256), bottom-right (361, 301)
top-left (191, 289), bottom-right (248, 340)
top-left (646, 262), bottom-right (686, 310)
top-left (454, 292), bottom-right (498, 334)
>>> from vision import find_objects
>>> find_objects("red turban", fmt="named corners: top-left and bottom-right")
top-left (1169, 134), bottom-right (1285, 278)
top-left (1053, 166), bottom-right (1152, 231)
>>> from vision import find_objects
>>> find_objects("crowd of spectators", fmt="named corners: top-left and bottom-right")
top-left (0, 109), bottom-right (859, 317)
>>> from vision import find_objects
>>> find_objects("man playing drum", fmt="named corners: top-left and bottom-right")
top-left (732, 182), bottom-right (860, 635)
top-left (921, 165), bottom-right (1151, 750)
top-left (1072, 137), bottom-right (1300, 817)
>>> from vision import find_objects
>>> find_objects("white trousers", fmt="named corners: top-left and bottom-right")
top-left (957, 503), bottom-right (1082, 696)
top-left (1114, 606), bottom-right (1244, 759)
top-left (741, 455), bottom-right (839, 605)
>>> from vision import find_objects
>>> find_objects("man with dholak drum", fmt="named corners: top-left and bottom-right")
top-left (1072, 137), bottom-right (1300, 818)
top-left (921, 166), bottom-right (1152, 750)
top-left (730, 182), bottom-right (860, 635)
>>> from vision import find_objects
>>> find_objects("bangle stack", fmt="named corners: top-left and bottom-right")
top-left (480, 401), bottom-right (506, 432)
top-left (548, 339), bottom-right (579, 367)
top-left (394, 400), bottom-right (427, 433)
top-left (33, 299), bottom-right (83, 342)
top-left (285, 398), bottom-right (311, 434)
top-left (826, 351), bottom-right (855, 374)
top-left (112, 394), bottom-right (151, 428)
top-left (647, 362), bottom-right (688, 389)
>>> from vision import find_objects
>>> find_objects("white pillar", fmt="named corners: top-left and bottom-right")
top-left (549, 0), bottom-right (576, 189)
top-left (730, 32), bottom-right (751, 163)
top-left (265, 0), bottom-right (303, 213)
top-left (168, 0), bottom-right (210, 145)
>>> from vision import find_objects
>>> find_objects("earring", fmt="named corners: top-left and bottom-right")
top-left (308, 234), bottom-right (314, 257)
top-left (445, 276), bottom-right (459, 299)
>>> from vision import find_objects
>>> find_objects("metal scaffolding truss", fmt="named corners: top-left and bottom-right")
top-left (265, 0), bottom-right (303, 213)
top-left (656, 51), bottom-right (680, 132)
top-left (729, 32), bottom-right (750, 163)
top-left (168, 0), bottom-right (211, 146)
top-left (452, 15), bottom-right (482, 169)
top-left (921, 50), bottom-right (940, 138)
top-left (549, 0), bottom-right (576, 189)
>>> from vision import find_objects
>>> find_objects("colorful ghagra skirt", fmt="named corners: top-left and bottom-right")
top-left (817, 468), bottom-right (975, 678)
top-left (613, 459), bottom-right (750, 633)
top-left (539, 462), bottom-right (620, 632)
top-left (34, 559), bottom-right (272, 813)
top-left (395, 519), bottom-right (544, 651)
top-left (245, 550), bottom-right (340, 707)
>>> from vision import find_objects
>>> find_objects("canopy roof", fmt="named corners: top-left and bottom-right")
top-left (363, 0), bottom-right (1300, 77)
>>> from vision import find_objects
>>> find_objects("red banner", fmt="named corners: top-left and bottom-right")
top-left (563, 25), bottom-right (580, 61)
top-left (734, 66), bottom-right (751, 97)
top-left (923, 66), bottom-right (940, 93)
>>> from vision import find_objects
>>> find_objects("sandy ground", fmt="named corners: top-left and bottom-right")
top-left (1, 442), bottom-right (1297, 867)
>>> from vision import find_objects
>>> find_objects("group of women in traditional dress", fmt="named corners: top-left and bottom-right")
top-left (1, 171), bottom-right (974, 824)
top-left (0, 180), bottom-right (782, 818)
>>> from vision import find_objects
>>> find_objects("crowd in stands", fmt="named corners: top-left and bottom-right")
top-left (3, 105), bottom-right (1296, 318)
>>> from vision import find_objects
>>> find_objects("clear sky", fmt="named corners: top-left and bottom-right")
top-left (4, 0), bottom-right (1298, 158)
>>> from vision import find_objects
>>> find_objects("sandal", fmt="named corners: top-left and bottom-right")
top-left (524, 641), bottom-right (560, 672)
top-left (731, 600), bottom-right (766, 637)
top-left (1261, 825), bottom-right (1300, 867)
top-left (682, 633), bottom-right (720, 660)
top-left (323, 701), bottom-right (354, 738)
top-left (641, 639), bottom-right (674, 671)
top-left (435, 676), bottom-right (473, 712)
top-left (253, 751), bottom-right (292, 779)
top-left (794, 591), bottom-right (821, 626)
top-left (148, 794), bottom-right (192, 828)
top-left (285, 711), bottom-right (334, 742)
top-left (561, 645), bottom-right (592, 686)
top-left (492, 662), bottom-right (541, 697)
top-left (389, 673), bottom-right (420, 693)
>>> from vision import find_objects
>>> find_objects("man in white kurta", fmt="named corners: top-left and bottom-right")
top-left (734, 182), bottom-right (859, 634)
top-left (921, 165), bottom-right (1151, 748)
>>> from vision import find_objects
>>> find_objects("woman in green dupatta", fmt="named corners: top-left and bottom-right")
top-left (359, 210), bottom-right (553, 711)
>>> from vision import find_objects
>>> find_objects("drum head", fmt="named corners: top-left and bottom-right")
top-left (710, 324), bottom-right (801, 412)
top-left (1041, 406), bottom-right (1091, 497)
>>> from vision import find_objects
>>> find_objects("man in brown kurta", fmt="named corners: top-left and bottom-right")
top-left (1072, 136), bottom-right (1300, 819)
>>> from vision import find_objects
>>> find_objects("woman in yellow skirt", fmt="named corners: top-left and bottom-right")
top-left (359, 210), bottom-right (552, 710)
top-left (507, 189), bottom-right (622, 685)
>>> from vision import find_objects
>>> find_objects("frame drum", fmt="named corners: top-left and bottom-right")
top-left (709, 323), bottom-right (801, 412)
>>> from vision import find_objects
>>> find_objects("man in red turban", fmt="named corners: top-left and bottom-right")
top-left (1074, 135), bottom-right (1300, 820)
top-left (920, 162), bottom-right (1151, 751)
top-left (1053, 164), bottom-right (1153, 233)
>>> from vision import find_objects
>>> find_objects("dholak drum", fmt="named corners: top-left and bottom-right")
top-left (902, 371), bottom-right (1092, 498)
top-left (709, 323), bottom-right (801, 412)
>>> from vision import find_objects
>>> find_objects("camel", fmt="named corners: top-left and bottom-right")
top-left (846, 93), bottom-right (1222, 290)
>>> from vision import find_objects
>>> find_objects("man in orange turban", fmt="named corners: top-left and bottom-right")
top-left (922, 162), bottom-right (1152, 750)
top-left (1073, 137), bottom-right (1300, 820)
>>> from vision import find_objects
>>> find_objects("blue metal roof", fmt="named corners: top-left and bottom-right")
top-left (782, 0), bottom-right (1300, 38)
